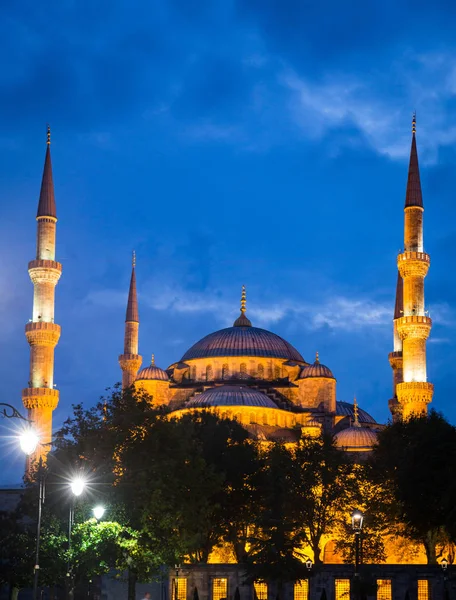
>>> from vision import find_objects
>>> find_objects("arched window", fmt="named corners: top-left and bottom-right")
top-left (258, 364), bottom-right (264, 379)
top-left (274, 365), bottom-right (281, 379)
top-left (191, 366), bottom-right (197, 380)
top-left (249, 412), bottom-right (256, 424)
top-left (222, 363), bottom-right (229, 380)
top-left (240, 363), bottom-right (247, 378)
top-left (206, 365), bottom-right (213, 381)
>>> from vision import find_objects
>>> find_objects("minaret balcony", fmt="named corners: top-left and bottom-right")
top-left (118, 353), bottom-right (142, 373)
top-left (397, 251), bottom-right (430, 278)
top-left (396, 315), bottom-right (431, 340)
top-left (28, 259), bottom-right (62, 285)
top-left (396, 381), bottom-right (434, 405)
top-left (22, 387), bottom-right (59, 410)
top-left (388, 350), bottom-right (403, 369)
top-left (25, 322), bottom-right (61, 346)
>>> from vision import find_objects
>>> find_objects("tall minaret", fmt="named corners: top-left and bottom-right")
top-left (118, 252), bottom-right (142, 388)
top-left (388, 271), bottom-right (404, 422)
top-left (22, 127), bottom-right (62, 464)
top-left (395, 114), bottom-right (433, 419)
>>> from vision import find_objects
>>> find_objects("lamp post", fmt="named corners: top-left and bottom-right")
top-left (18, 428), bottom-right (42, 600)
top-left (67, 476), bottom-right (86, 600)
top-left (351, 510), bottom-right (364, 577)
top-left (174, 565), bottom-right (180, 600)
top-left (441, 558), bottom-right (449, 600)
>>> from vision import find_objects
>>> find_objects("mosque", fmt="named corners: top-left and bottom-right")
top-left (13, 111), bottom-right (445, 600)
top-left (22, 116), bottom-right (432, 470)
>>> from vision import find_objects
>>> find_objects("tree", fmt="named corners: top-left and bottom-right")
top-left (370, 410), bottom-right (456, 563)
top-left (292, 433), bottom-right (357, 565)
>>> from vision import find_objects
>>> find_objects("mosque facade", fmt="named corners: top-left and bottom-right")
top-left (21, 119), bottom-right (433, 565)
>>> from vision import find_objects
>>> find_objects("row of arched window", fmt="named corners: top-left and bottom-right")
top-left (188, 364), bottom-right (282, 381)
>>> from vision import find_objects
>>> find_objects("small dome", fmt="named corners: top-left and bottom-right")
top-left (334, 426), bottom-right (378, 450)
top-left (186, 385), bottom-right (278, 408)
top-left (300, 352), bottom-right (334, 379)
top-left (136, 355), bottom-right (169, 382)
top-left (336, 401), bottom-right (376, 424)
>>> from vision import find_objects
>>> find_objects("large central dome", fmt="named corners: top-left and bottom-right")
top-left (181, 288), bottom-right (305, 363)
top-left (181, 326), bottom-right (304, 362)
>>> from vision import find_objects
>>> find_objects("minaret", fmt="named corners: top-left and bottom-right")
top-left (22, 126), bottom-right (62, 465)
top-left (395, 114), bottom-right (433, 419)
top-left (118, 252), bottom-right (142, 388)
top-left (233, 285), bottom-right (252, 327)
top-left (388, 271), bottom-right (404, 421)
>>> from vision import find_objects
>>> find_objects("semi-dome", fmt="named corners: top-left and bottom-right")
top-left (136, 355), bottom-right (169, 381)
top-left (299, 352), bottom-right (334, 379)
top-left (181, 288), bottom-right (304, 363)
top-left (334, 426), bottom-right (378, 450)
top-left (336, 401), bottom-right (376, 424)
top-left (186, 385), bottom-right (278, 408)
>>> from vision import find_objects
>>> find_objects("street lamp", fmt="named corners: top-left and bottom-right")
top-left (305, 558), bottom-right (313, 572)
top-left (0, 402), bottom-right (30, 420)
top-left (351, 510), bottom-right (364, 578)
top-left (18, 428), bottom-right (43, 600)
top-left (67, 476), bottom-right (87, 600)
top-left (441, 558), bottom-right (449, 599)
top-left (92, 505), bottom-right (105, 520)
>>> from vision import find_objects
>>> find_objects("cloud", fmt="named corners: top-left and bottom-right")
top-left (280, 51), bottom-right (456, 163)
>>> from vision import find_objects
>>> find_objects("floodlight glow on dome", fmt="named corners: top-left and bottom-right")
top-left (92, 505), bottom-right (105, 520)
top-left (19, 428), bottom-right (39, 456)
top-left (70, 476), bottom-right (86, 497)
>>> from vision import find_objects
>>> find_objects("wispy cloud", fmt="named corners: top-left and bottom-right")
top-left (280, 51), bottom-right (456, 163)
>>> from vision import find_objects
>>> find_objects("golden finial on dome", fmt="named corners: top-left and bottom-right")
top-left (151, 353), bottom-right (155, 365)
top-left (132, 250), bottom-right (136, 268)
top-left (412, 111), bottom-right (416, 135)
top-left (353, 397), bottom-right (360, 426)
top-left (241, 285), bottom-right (246, 314)
top-left (315, 351), bottom-right (320, 364)
top-left (46, 124), bottom-right (51, 146)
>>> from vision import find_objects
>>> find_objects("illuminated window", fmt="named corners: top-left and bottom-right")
top-left (377, 580), bottom-right (392, 600)
top-left (240, 363), bottom-right (247, 377)
top-left (254, 582), bottom-right (268, 600)
top-left (335, 579), bottom-right (350, 600)
top-left (250, 412), bottom-right (256, 424)
top-left (418, 581), bottom-right (429, 600)
top-left (258, 364), bottom-right (264, 378)
top-left (274, 366), bottom-right (280, 379)
top-left (206, 365), bottom-right (213, 381)
top-left (213, 578), bottom-right (227, 600)
top-left (294, 580), bottom-right (309, 600)
top-left (191, 366), bottom-right (197, 380)
top-left (222, 364), bottom-right (229, 380)
top-left (174, 579), bottom-right (187, 600)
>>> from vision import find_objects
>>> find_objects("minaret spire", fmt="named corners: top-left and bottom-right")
top-left (118, 252), bottom-right (142, 388)
top-left (353, 397), bottom-right (360, 427)
top-left (22, 128), bottom-right (62, 469)
top-left (233, 285), bottom-right (252, 327)
top-left (395, 114), bottom-right (433, 419)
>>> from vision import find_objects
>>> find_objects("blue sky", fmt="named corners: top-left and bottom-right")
top-left (2, 0), bottom-right (456, 482)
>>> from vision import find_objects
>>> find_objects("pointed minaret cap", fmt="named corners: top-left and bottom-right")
top-left (233, 285), bottom-right (252, 327)
top-left (405, 112), bottom-right (423, 208)
top-left (37, 125), bottom-right (57, 219)
top-left (151, 354), bottom-right (155, 365)
top-left (315, 351), bottom-right (320, 364)
top-left (125, 251), bottom-right (139, 323)
top-left (394, 270), bottom-right (404, 320)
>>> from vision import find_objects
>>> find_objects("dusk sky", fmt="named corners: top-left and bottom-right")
top-left (2, 0), bottom-right (456, 483)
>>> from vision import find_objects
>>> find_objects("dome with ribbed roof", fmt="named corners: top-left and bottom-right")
top-left (334, 426), bottom-right (378, 450)
top-left (299, 352), bottom-right (334, 379)
top-left (181, 326), bottom-right (304, 362)
top-left (186, 385), bottom-right (278, 408)
top-left (336, 401), bottom-right (376, 424)
top-left (136, 355), bottom-right (169, 381)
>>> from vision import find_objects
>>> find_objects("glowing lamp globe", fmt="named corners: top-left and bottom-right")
top-left (19, 429), bottom-right (39, 456)
top-left (70, 477), bottom-right (86, 497)
top-left (93, 505), bottom-right (105, 520)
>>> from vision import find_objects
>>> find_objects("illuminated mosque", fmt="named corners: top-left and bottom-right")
top-left (21, 117), bottom-right (434, 568)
